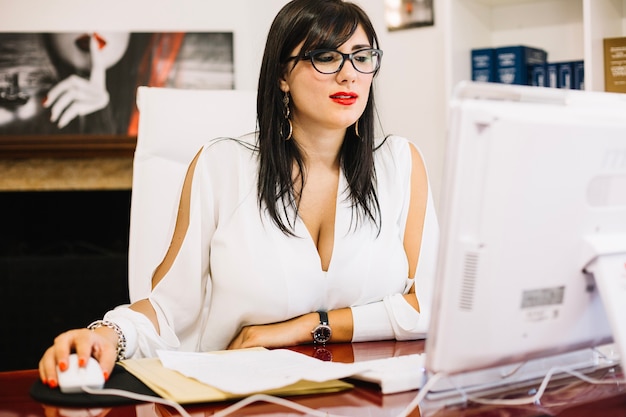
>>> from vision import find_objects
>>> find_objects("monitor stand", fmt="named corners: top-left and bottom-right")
top-left (422, 345), bottom-right (618, 406)
top-left (582, 235), bottom-right (626, 378)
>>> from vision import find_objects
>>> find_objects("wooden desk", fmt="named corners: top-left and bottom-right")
top-left (1, 341), bottom-right (625, 417)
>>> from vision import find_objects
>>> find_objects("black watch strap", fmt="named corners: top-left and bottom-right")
top-left (317, 310), bottom-right (329, 326)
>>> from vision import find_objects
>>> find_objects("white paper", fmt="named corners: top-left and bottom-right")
top-left (157, 349), bottom-right (372, 395)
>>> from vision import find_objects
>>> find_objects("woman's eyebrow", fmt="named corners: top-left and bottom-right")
top-left (350, 44), bottom-right (372, 51)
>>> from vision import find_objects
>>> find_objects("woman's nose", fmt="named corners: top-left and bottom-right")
top-left (336, 58), bottom-right (358, 83)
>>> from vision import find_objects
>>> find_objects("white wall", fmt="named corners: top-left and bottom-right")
top-left (0, 0), bottom-right (446, 205)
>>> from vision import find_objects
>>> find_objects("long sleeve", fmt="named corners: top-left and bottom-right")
top-left (351, 148), bottom-right (439, 342)
top-left (103, 305), bottom-right (173, 359)
top-left (147, 146), bottom-right (218, 351)
top-left (107, 144), bottom-right (221, 357)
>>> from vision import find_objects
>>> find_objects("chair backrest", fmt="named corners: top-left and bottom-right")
top-left (129, 87), bottom-right (257, 301)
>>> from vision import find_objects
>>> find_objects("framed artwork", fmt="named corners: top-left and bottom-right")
top-left (385, 0), bottom-right (434, 31)
top-left (0, 32), bottom-right (234, 158)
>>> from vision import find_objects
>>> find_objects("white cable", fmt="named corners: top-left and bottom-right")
top-left (79, 372), bottom-right (448, 417)
top-left (210, 393), bottom-right (350, 417)
top-left (82, 387), bottom-right (194, 417)
top-left (465, 366), bottom-right (559, 406)
top-left (394, 371), bottom-right (447, 417)
top-left (563, 367), bottom-right (625, 386)
top-left (466, 365), bottom-right (626, 407)
top-left (82, 387), bottom-right (353, 417)
top-left (83, 363), bottom-right (623, 416)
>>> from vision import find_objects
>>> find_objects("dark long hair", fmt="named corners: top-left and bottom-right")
top-left (257, 0), bottom-right (381, 235)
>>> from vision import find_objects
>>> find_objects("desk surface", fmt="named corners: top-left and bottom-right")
top-left (2, 341), bottom-right (625, 417)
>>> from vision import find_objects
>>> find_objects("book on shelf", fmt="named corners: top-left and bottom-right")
top-left (604, 37), bottom-right (626, 93)
top-left (546, 62), bottom-right (558, 88)
top-left (469, 46), bottom-right (584, 90)
top-left (495, 45), bottom-right (548, 85)
top-left (530, 63), bottom-right (547, 87)
top-left (557, 61), bottom-right (574, 89)
top-left (471, 48), bottom-right (496, 82)
top-left (573, 61), bottom-right (584, 90)
top-left (545, 60), bottom-right (584, 90)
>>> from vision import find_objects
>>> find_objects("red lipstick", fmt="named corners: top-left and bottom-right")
top-left (330, 91), bottom-right (358, 105)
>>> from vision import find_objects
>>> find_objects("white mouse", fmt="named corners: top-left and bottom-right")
top-left (57, 354), bottom-right (105, 394)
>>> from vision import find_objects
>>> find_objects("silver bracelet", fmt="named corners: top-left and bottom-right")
top-left (87, 319), bottom-right (127, 361)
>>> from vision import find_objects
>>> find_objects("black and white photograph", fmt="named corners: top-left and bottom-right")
top-left (0, 32), bottom-right (234, 139)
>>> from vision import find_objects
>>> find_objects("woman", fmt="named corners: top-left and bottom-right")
top-left (39, 0), bottom-right (438, 387)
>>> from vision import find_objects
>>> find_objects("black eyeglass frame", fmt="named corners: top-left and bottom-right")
top-left (288, 48), bottom-right (383, 75)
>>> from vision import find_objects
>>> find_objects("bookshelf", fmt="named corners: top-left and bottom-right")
top-left (442, 0), bottom-right (626, 96)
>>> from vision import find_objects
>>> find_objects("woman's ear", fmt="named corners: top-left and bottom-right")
top-left (279, 62), bottom-right (291, 93)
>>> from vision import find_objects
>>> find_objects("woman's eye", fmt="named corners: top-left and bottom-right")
top-left (314, 53), bottom-right (339, 63)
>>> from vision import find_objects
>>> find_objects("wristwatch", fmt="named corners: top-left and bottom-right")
top-left (311, 311), bottom-right (332, 344)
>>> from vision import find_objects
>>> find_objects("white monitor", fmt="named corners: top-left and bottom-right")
top-left (424, 81), bottom-right (626, 396)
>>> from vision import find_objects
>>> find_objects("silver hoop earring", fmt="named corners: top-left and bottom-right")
top-left (282, 92), bottom-right (292, 141)
top-left (281, 121), bottom-right (293, 141)
top-left (354, 119), bottom-right (360, 139)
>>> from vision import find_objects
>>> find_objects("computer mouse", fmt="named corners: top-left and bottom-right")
top-left (57, 353), bottom-right (105, 394)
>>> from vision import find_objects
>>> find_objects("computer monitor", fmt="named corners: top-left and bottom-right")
top-left (424, 81), bottom-right (626, 397)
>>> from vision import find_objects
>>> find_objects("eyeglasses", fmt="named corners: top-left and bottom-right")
top-left (290, 48), bottom-right (383, 75)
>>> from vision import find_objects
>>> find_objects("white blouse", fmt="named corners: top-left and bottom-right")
top-left (105, 134), bottom-right (439, 358)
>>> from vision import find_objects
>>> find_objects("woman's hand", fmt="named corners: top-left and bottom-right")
top-left (227, 313), bottom-right (320, 350)
top-left (43, 34), bottom-right (110, 129)
top-left (38, 327), bottom-right (118, 389)
top-left (227, 322), bottom-right (305, 350)
top-left (227, 309), bottom-right (355, 350)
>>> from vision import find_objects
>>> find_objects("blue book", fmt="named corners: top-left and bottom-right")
top-left (573, 60), bottom-right (584, 90)
top-left (495, 45), bottom-right (548, 85)
top-left (546, 62), bottom-right (559, 88)
top-left (557, 62), bottom-right (574, 89)
top-left (471, 48), bottom-right (496, 82)
top-left (530, 63), bottom-right (547, 87)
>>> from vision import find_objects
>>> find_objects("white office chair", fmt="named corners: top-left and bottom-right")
top-left (129, 87), bottom-right (257, 302)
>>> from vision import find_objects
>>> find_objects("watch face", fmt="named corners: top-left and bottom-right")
top-left (313, 324), bottom-right (332, 344)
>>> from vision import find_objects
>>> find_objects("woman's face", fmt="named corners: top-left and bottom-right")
top-left (280, 25), bottom-right (374, 138)
top-left (49, 32), bottom-right (131, 72)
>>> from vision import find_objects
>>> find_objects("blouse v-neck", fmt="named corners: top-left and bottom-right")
top-left (295, 167), bottom-right (347, 274)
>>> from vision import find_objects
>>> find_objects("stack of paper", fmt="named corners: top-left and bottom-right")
top-left (120, 348), bottom-right (365, 404)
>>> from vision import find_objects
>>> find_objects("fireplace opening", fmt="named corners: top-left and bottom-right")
top-left (0, 190), bottom-right (131, 371)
